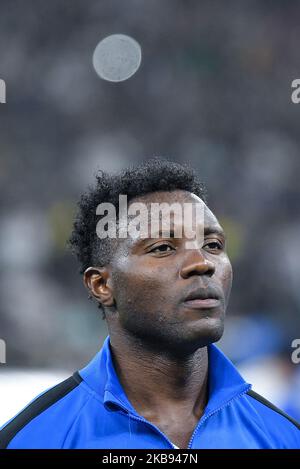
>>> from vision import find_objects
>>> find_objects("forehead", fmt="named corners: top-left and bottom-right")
top-left (129, 190), bottom-right (220, 228)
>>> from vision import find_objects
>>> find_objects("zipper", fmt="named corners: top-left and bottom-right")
top-left (108, 395), bottom-right (177, 449)
top-left (108, 385), bottom-right (251, 449)
top-left (127, 411), bottom-right (178, 449)
top-left (187, 385), bottom-right (251, 449)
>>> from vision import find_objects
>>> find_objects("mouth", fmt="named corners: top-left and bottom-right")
top-left (183, 298), bottom-right (221, 309)
top-left (182, 288), bottom-right (221, 310)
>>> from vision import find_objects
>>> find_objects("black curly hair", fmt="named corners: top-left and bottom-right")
top-left (69, 157), bottom-right (207, 316)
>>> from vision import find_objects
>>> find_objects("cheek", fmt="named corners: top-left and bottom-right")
top-left (111, 261), bottom-right (170, 311)
top-left (220, 259), bottom-right (233, 301)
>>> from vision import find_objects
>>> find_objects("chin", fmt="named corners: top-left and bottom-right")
top-left (185, 317), bottom-right (225, 349)
top-left (161, 320), bottom-right (224, 357)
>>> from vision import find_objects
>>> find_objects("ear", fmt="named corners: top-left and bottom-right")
top-left (83, 267), bottom-right (114, 307)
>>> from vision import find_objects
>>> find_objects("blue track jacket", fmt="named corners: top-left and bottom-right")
top-left (1, 336), bottom-right (299, 449)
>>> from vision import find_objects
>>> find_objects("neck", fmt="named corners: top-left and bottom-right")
top-left (108, 327), bottom-right (209, 420)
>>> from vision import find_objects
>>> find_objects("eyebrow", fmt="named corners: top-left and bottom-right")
top-left (204, 226), bottom-right (226, 238)
top-left (130, 225), bottom-right (226, 245)
top-left (147, 228), bottom-right (178, 238)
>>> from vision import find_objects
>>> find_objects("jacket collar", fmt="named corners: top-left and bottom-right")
top-left (79, 336), bottom-right (251, 417)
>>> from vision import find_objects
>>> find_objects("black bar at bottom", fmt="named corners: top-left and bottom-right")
top-left (0, 449), bottom-right (299, 465)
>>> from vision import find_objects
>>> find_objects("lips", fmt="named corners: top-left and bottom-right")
top-left (183, 298), bottom-right (220, 309)
top-left (184, 288), bottom-right (220, 302)
top-left (183, 287), bottom-right (221, 309)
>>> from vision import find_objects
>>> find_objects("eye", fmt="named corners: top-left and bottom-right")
top-left (149, 243), bottom-right (175, 254)
top-left (203, 240), bottom-right (223, 252)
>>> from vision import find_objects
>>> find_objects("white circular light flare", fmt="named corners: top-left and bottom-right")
top-left (93, 34), bottom-right (142, 82)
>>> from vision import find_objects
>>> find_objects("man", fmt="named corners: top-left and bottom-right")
top-left (1, 158), bottom-right (299, 449)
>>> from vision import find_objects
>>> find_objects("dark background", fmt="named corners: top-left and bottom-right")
top-left (0, 0), bottom-right (299, 417)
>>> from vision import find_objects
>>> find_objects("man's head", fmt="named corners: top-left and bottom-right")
top-left (69, 158), bottom-right (232, 357)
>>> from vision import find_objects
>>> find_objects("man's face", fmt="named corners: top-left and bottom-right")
top-left (108, 190), bottom-right (233, 355)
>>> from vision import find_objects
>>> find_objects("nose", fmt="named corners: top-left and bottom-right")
top-left (179, 249), bottom-right (215, 279)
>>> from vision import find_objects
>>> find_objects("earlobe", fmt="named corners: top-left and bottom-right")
top-left (83, 267), bottom-right (114, 307)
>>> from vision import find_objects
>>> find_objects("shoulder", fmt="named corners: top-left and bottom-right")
top-left (244, 389), bottom-right (300, 448)
top-left (0, 372), bottom-right (88, 449)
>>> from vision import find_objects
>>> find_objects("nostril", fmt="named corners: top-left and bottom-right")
top-left (180, 258), bottom-right (215, 279)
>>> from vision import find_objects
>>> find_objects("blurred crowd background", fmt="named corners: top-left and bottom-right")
top-left (0, 0), bottom-right (300, 424)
